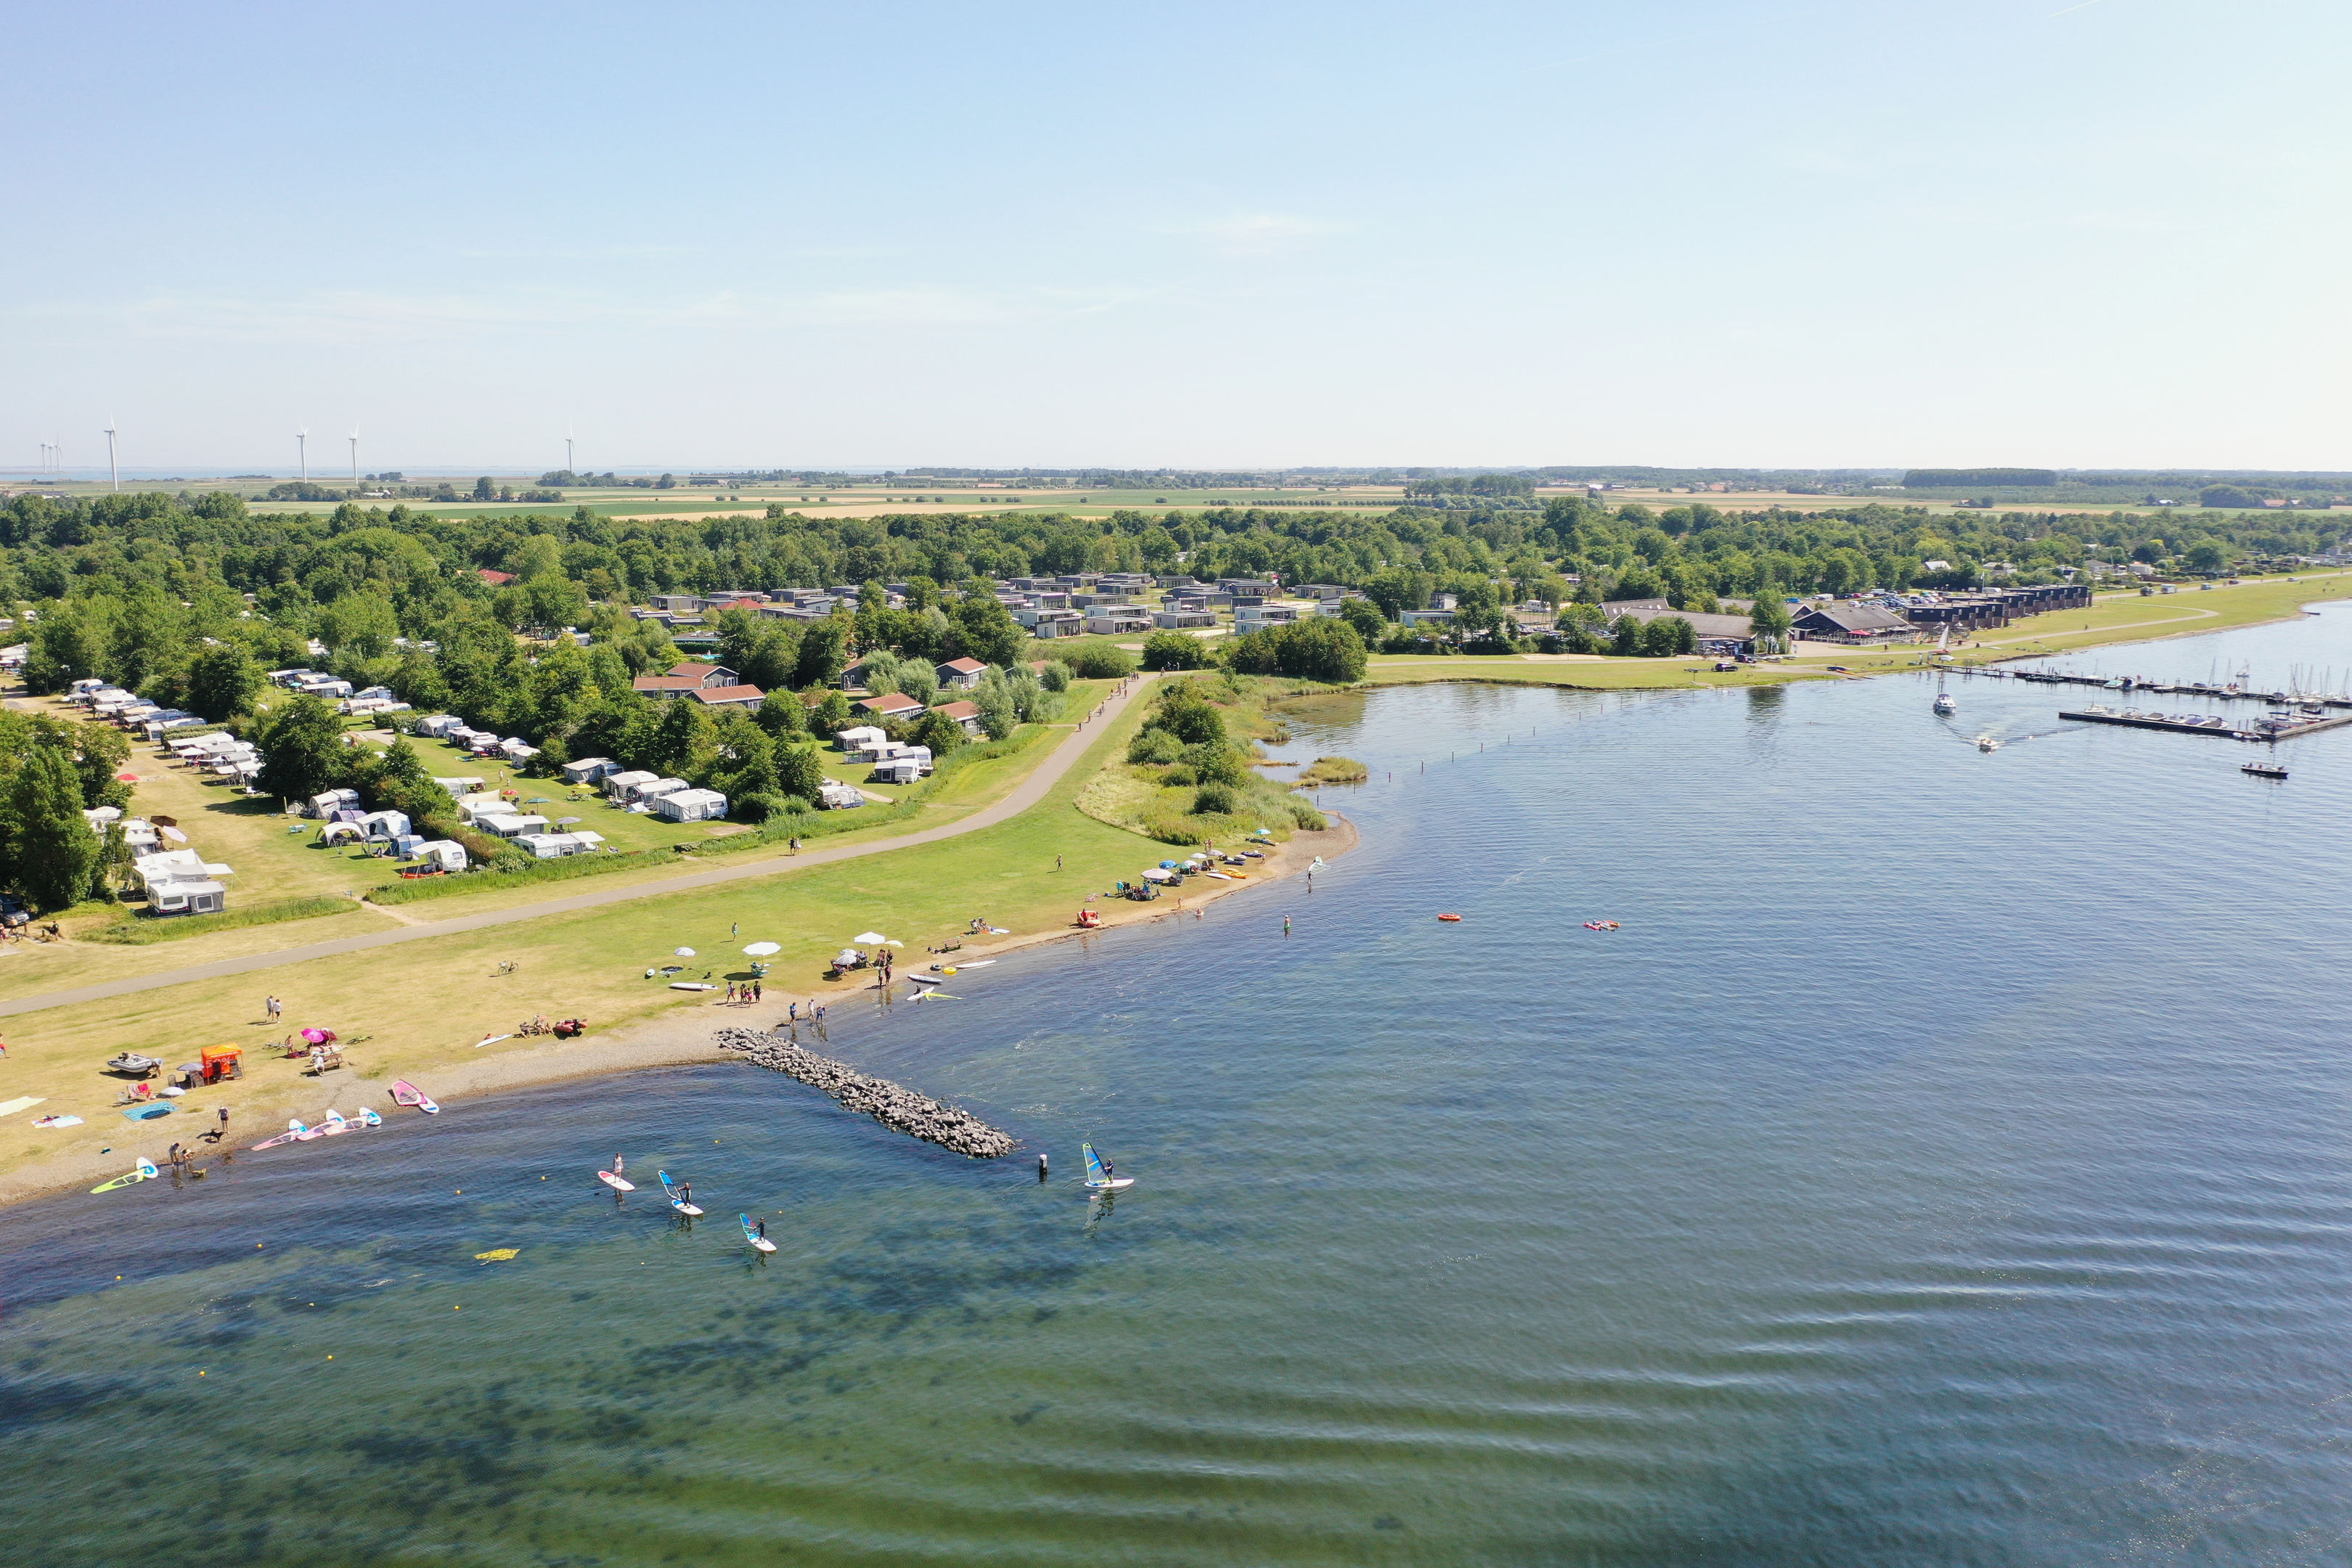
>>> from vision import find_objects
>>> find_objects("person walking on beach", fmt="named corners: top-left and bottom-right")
top-left (752, 979), bottom-right (762, 1002)
top-left (215, 1106), bottom-right (230, 1141)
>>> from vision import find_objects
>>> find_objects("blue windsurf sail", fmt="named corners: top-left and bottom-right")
top-left (1082, 1142), bottom-right (1112, 1186)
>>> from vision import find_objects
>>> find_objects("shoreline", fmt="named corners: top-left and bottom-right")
top-left (0, 812), bottom-right (1357, 1211)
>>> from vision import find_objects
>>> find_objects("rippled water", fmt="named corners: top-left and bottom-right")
top-left (7, 611), bottom-right (2352, 1565)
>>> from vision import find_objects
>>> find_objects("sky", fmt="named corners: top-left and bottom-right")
top-left (4, 0), bottom-right (2347, 475)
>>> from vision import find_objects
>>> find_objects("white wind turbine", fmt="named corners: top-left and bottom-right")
top-left (296, 425), bottom-right (308, 481)
top-left (565, 425), bottom-right (574, 478)
top-left (349, 425), bottom-right (359, 482)
top-left (105, 416), bottom-right (119, 490)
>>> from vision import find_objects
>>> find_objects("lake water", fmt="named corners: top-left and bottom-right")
top-left (7, 609), bottom-right (2352, 1565)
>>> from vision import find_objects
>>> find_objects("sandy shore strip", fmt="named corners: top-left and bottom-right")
top-left (0, 814), bottom-right (1357, 1210)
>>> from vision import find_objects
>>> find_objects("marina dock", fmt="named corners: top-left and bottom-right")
top-left (1971, 666), bottom-right (2352, 710)
top-left (2059, 704), bottom-right (2352, 743)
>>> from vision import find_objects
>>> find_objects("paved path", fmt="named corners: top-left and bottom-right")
top-left (0, 677), bottom-right (1155, 1019)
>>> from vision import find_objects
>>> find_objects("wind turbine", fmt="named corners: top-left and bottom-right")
top-left (565, 425), bottom-right (574, 478)
top-left (349, 424), bottom-right (359, 482)
top-left (296, 425), bottom-right (308, 481)
top-left (105, 417), bottom-right (118, 491)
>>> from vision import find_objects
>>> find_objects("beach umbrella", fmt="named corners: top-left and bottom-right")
top-left (743, 942), bottom-right (780, 956)
top-left (853, 931), bottom-right (888, 944)
top-left (883, 939), bottom-right (905, 947)
top-left (159, 825), bottom-right (188, 843)
top-left (674, 947), bottom-right (697, 957)
top-left (558, 817), bottom-right (582, 825)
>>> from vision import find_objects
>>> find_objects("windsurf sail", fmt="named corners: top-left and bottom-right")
top-left (1082, 1142), bottom-right (1113, 1187)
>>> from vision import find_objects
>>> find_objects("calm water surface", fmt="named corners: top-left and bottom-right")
top-left (7, 610), bottom-right (2352, 1565)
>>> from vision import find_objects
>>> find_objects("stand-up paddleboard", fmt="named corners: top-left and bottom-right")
top-left (312, 1111), bottom-right (353, 1137)
top-left (598, 1169), bottom-right (635, 1191)
top-left (253, 1119), bottom-right (308, 1150)
top-left (91, 1159), bottom-right (160, 1193)
top-left (658, 1171), bottom-right (703, 1216)
top-left (1081, 1142), bottom-right (1135, 1193)
top-left (391, 1079), bottom-right (441, 1114)
top-left (741, 1213), bottom-right (777, 1252)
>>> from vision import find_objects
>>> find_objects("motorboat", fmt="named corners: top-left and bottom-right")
top-left (106, 1053), bottom-right (163, 1078)
top-left (1977, 735), bottom-right (2000, 752)
top-left (1933, 693), bottom-right (1956, 715)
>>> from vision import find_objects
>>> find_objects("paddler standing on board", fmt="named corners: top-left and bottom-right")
top-left (613, 1152), bottom-right (625, 1180)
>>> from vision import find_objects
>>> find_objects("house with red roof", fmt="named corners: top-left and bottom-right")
top-left (934, 657), bottom-right (988, 690)
top-left (632, 661), bottom-right (743, 699)
top-left (854, 692), bottom-right (926, 722)
top-left (686, 684), bottom-right (766, 712)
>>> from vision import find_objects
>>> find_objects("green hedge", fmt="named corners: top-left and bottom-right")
top-left (85, 895), bottom-right (360, 944)
top-left (364, 725), bottom-right (1053, 906)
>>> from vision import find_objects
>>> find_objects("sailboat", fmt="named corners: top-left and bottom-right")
top-left (1081, 1142), bottom-right (1135, 1193)
top-left (658, 1170), bottom-right (703, 1216)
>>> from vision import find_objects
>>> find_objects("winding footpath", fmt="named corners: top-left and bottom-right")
top-left (0, 675), bottom-right (1156, 1020)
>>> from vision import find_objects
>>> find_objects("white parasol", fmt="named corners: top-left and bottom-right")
top-left (853, 931), bottom-right (887, 944)
top-left (743, 942), bottom-right (780, 956)
top-left (674, 947), bottom-right (697, 957)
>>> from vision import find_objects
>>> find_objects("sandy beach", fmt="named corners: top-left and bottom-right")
top-left (0, 814), bottom-right (1356, 1209)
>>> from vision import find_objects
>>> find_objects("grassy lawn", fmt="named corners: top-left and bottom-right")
top-left (1357, 570), bottom-right (2352, 690)
top-left (0, 690), bottom-right (1210, 1183)
top-left (1364, 653), bottom-right (1834, 691)
top-left (391, 733), bottom-right (744, 854)
top-left (1945, 570), bottom-right (2352, 662)
top-left (0, 695), bottom-right (1109, 1003)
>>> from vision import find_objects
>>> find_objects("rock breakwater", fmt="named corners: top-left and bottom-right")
top-left (714, 1026), bottom-right (1016, 1158)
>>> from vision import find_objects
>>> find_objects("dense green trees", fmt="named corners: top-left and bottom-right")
top-left (184, 644), bottom-right (261, 722)
top-left (1142, 630), bottom-right (1214, 671)
top-left (0, 714), bottom-right (124, 909)
top-left (255, 696), bottom-right (348, 804)
top-left (7, 746), bottom-right (101, 910)
top-left (1747, 594), bottom-right (1794, 652)
top-left (1223, 618), bottom-right (1368, 683)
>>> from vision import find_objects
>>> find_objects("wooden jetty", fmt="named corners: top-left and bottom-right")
top-left (1972, 666), bottom-right (2352, 709)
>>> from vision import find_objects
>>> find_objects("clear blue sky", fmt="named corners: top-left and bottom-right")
top-left (6, 1), bottom-right (2345, 474)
